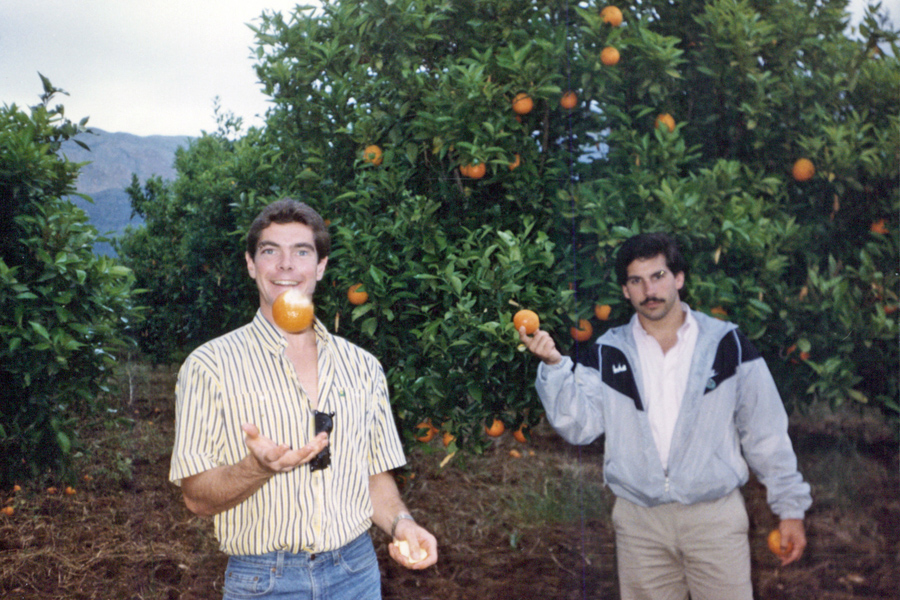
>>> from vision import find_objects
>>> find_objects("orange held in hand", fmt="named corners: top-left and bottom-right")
top-left (767, 528), bottom-right (794, 558)
top-left (513, 309), bottom-right (540, 335)
top-left (272, 288), bottom-right (315, 333)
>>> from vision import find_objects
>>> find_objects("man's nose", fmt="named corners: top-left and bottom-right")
top-left (278, 254), bottom-right (293, 270)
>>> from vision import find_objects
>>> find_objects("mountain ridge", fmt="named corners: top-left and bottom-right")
top-left (60, 129), bottom-right (191, 255)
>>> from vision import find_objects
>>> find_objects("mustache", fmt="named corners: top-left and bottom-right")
top-left (641, 297), bottom-right (665, 306)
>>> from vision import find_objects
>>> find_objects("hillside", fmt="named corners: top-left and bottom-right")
top-left (60, 129), bottom-right (190, 255)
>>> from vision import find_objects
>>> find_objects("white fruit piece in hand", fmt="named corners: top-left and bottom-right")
top-left (393, 539), bottom-right (427, 564)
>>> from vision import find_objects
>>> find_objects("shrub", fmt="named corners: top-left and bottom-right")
top-left (0, 78), bottom-right (140, 486)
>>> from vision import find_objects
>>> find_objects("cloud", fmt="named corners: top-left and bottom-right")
top-left (0, 0), bottom-right (889, 137)
top-left (0, 0), bottom-right (302, 136)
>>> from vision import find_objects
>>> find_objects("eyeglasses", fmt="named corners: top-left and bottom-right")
top-left (310, 411), bottom-right (334, 472)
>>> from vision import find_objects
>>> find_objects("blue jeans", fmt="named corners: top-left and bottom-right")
top-left (222, 533), bottom-right (381, 600)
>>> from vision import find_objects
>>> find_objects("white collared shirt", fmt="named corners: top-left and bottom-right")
top-left (631, 305), bottom-right (698, 471)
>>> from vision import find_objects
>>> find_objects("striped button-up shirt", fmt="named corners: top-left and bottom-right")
top-left (169, 311), bottom-right (406, 555)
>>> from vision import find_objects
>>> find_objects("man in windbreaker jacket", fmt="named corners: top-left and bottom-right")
top-left (519, 232), bottom-right (811, 600)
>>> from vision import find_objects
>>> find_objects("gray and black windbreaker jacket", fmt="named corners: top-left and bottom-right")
top-left (536, 309), bottom-right (812, 520)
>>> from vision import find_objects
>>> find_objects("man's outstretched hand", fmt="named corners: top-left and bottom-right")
top-left (518, 326), bottom-right (563, 366)
top-left (242, 423), bottom-right (329, 474)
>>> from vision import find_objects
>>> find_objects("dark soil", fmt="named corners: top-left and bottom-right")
top-left (1, 365), bottom-right (897, 599)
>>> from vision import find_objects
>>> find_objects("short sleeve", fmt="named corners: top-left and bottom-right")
top-left (366, 363), bottom-right (406, 476)
top-left (168, 352), bottom-right (226, 485)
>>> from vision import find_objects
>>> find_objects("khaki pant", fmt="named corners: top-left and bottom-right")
top-left (612, 488), bottom-right (753, 600)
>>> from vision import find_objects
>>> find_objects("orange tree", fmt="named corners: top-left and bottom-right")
top-left (248, 0), bottom-right (654, 450)
top-left (0, 78), bottom-right (140, 486)
top-left (564, 0), bottom-right (898, 418)
top-left (248, 0), bottom-right (897, 444)
top-left (121, 0), bottom-right (897, 450)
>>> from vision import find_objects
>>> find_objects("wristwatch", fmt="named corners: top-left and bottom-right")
top-left (390, 513), bottom-right (415, 538)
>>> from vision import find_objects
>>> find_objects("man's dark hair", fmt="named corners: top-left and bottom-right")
top-left (615, 232), bottom-right (688, 286)
top-left (246, 198), bottom-right (331, 259)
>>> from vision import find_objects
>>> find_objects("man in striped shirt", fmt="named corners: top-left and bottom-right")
top-left (169, 198), bottom-right (438, 599)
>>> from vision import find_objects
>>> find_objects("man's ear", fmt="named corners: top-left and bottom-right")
top-left (316, 256), bottom-right (328, 281)
top-left (246, 252), bottom-right (257, 278)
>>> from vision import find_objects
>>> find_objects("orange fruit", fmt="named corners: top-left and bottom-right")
top-left (363, 144), bottom-right (383, 166)
top-left (474, 164), bottom-right (487, 178)
top-left (792, 158), bottom-right (815, 182)
top-left (560, 91), bottom-right (578, 110)
top-left (655, 113), bottom-right (675, 133)
top-left (442, 431), bottom-right (456, 447)
top-left (64, 486), bottom-right (76, 496)
top-left (347, 283), bottom-right (369, 305)
top-left (12, 484), bottom-right (21, 493)
top-left (513, 424), bottom-right (528, 443)
top-left (513, 309), bottom-right (540, 335)
top-left (509, 449), bottom-right (522, 458)
top-left (767, 528), bottom-right (794, 558)
top-left (1, 506), bottom-right (13, 517)
top-left (46, 487), bottom-right (58, 495)
top-left (272, 289), bottom-right (315, 333)
top-left (415, 420), bottom-right (438, 443)
top-left (601, 5), bottom-right (624, 26)
top-left (485, 418), bottom-right (505, 437)
top-left (571, 319), bottom-right (593, 342)
top-left (600, 46), bottom-right (620, 66)
top-left (870, 218), bottom-right (888, 234)
top-left (710, 306), bottom-right (728, 318)
top-left (460, 162), bottom-right (487, 179)
top-left (508, 153), bottom-right (521, 171)
top-left (594, 304), bottom-right (612, 321)
top-left (512, 92), bottom-right (534, 115)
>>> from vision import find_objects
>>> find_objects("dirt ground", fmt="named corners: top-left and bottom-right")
top-left (0, 364), bottom-right (897, 600)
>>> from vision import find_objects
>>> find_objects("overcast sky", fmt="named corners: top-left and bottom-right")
top-left (1, 0), bottom-right (303, 137)
top-left (0, 0), bottom-right (892, 138)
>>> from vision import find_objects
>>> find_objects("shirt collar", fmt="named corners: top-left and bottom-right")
top-left (630, 303), bottom-right (695, 342)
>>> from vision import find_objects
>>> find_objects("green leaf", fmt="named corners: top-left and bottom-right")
top-left (29, 321), bottom-right (51, 339)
